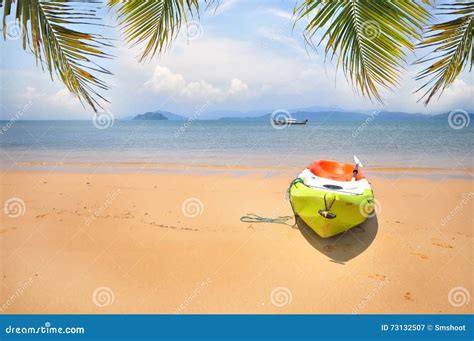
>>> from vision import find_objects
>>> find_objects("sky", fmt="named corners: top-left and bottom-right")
top-left (0, 0), bottom-right (473, 120)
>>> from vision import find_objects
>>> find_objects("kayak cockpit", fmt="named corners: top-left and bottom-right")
top-left (308, 160), bottom-right (364, 182)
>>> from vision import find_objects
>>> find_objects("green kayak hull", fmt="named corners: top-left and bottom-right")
top-left (289, 181), bottom-right (375, 238)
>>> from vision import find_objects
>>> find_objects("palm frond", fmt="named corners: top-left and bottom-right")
top-left (1, 0), bottom-right (113, 112)
top-left (296, 0), bottom-right (430, 102)
top-left (109, 0), bottom-right (199, 62)
top-left (415, 2), bottom-right (473, 105)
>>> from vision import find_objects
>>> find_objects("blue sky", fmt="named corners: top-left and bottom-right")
top-left (1, 0), bottom-right (473, 119)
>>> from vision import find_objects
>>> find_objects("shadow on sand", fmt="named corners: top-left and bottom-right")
top-left (297, 215), bottom-right (378, 263)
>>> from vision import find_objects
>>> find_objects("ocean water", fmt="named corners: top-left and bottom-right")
top-left (0, 120), bottom-right (472, 170)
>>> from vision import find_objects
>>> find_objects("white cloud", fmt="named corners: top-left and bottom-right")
top-left (0, 67), bottom-right (102, 119)
top-left (213, 0), bottom-right (238, 15)
top-left (48, 88), bottom-right (79, 110)
top-left (257, 25), bottom-right (306, 54)
top-left (266, 8), bottom-right (295, 21)
top-left (126, 34), bottom-right (374, 113)
top-left (378, 73), bottom-right (474, 114)
top-left (143, 65), bottom-right (221, 99)
top-left (156, 36), bottom-right (316, 88)
top-left (431, 78), bottom-right (474, 110)
top-left (92, 29), bottom-right (474, 115)
top-left (143, 65), bottom-right (250, 103)
top-left (17, 86), bottom-right (82, 117)
top-left (229, 78), bottom-right (248, 95)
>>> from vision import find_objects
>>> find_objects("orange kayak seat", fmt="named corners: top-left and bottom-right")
top-left (308, 160), bottom-right (364, 182)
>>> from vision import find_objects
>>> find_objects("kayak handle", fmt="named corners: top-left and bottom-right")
top-left (352, 163), bottom-right (359, 180)
top-left (318, 210), bottom-right (336, 219)
top-left (319, 193), bottom-right (337, 219)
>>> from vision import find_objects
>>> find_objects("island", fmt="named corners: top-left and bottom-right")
top-left (132, 112), bottom-right (168, 120)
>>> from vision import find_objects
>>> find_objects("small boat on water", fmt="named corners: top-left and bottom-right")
top-left (289, 156), bottom-right (375, 238)
top-left (272, 118), bottom-right (308, 125)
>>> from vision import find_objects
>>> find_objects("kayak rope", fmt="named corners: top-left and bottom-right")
top-left (324, 193), bottom-right (336, 211)
top-left (239, 214), bottom-right (296, 226)
top-left (316, 192), bottom-right (337, 219)
top-left (239, 178), bottom-right (304, 228)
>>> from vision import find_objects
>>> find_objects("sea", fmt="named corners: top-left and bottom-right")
top-left (0, 119), bottom-right (472, 171)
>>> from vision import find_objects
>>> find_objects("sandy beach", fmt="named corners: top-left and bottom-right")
top-left (0, 167), bottom-right (472, 314)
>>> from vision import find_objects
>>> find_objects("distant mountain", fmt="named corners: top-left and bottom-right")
top-left (132, 110), bottom-right (186, 121)
top-left (375, 111), bottom-right (430, 120)
top-left (218, 110), bottom-right (369, 122)
top-left (431, 111), bottom-right (474, 120)
top-left (157, 110), bottom-right (187, 120)
top-left (289, 111), bottom-right (369, 121)
top-left (218, 110), bottom-right (474, 122)
top-left (129, 107), bottom-right (473, 122)
top-left (200, 109), bottom-right (270, 119)
top-left (133, 112), bottom-right (167, 120)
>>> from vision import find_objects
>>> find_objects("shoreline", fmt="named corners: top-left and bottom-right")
top-left (4, 161), bottom-right (474, 179)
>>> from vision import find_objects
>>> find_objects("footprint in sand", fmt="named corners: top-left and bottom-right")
top-left (144, 220), bottom-right (199, 232)
top-left (0, 227), bottom-right (17, 235)
top-left (368, 274), bottom-right (386, 281)
top-left (404, 292), bottom-right (414, 301)
top-left (411, 252), bottom-right (429, 260)
top-left (35, 213), bottom-right (48, 218)
top-left (431, 238), bottom-right (453, 249)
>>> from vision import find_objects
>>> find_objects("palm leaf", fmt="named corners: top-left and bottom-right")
top-left (109, 0), bottom-right (199, 62)
top-left (2, 0), bottom-right (112, 112)
top-left (415, 2), bottom-right (473, 105)
top-left (295, 0), bottom-right (430, 102)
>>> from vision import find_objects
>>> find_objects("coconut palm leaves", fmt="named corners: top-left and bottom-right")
top-left (296, 0), bottom-right (430, 102)
top-left (109, 0), bottom-right (200, 62)
top-left (1, 0), bottom-right (113, 112)
top-left (415, 2), bottom-right (474, 104)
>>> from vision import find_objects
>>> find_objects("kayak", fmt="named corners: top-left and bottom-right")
top-left (289, 158), bottom-right (375, 238)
